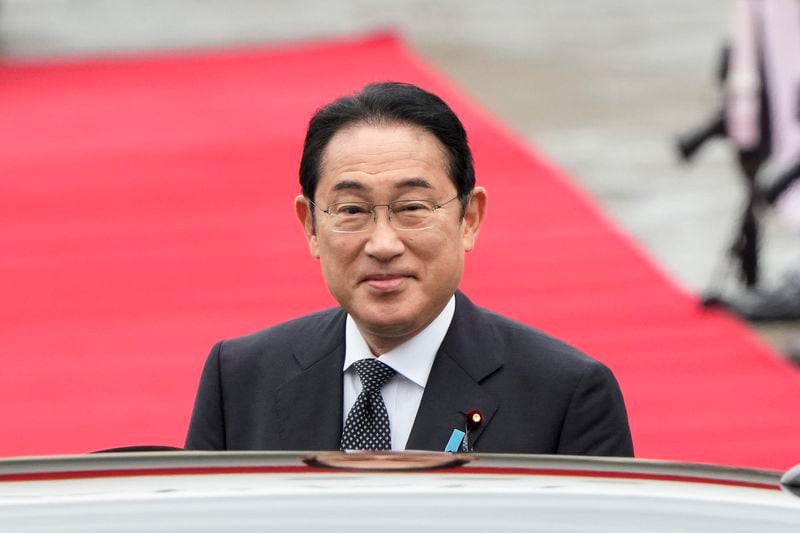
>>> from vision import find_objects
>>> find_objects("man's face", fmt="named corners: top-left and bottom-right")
top-left (295, 123), bottom-right (486, 354)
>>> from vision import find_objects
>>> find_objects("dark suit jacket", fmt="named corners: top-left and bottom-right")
top-left (185, 292), bottom-right (633, 456)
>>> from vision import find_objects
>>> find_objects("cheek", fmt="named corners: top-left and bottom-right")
top-left (410, 232), bottom-right (463, 273)
top-left (318, 239), bottom-right (362, 275)
top-left (401, 232), bottom-right (437, 258)
top-left (321, 233), bottom-right (363, 255)
top-left (422, 226), bottom-right (464, 254)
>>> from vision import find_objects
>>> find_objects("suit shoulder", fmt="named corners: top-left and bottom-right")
top-left (217, 307), bottom-right (344, 359)
top-left (476, 306), bottom-right (604, 373)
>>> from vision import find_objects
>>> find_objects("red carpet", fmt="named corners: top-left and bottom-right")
top-left (2, 34), bottom-right (799, 469)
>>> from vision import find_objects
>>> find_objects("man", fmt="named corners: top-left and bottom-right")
top-left (185, 82), bottom-right (633, 456)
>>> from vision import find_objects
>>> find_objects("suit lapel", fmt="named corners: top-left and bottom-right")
top-left (275, 309), bottom-right (346, 451)
top-left (406, 292), bottom-right (502, 451)
top-left (273, 294), bottom-right (503, 452)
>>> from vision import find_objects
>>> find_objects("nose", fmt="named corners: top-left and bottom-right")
top-left (364, 206), bottom-right (405, 261)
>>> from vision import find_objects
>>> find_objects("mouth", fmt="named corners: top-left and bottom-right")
top-left (362, 273), bottom-right (412, 292)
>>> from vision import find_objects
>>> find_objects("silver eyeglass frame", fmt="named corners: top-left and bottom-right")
top-left (308, 195), bottom-right (461, 233)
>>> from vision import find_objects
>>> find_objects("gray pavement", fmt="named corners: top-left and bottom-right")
top-left (2, 0), bottom-right (798, 352)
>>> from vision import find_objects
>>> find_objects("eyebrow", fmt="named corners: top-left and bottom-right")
top-left (331, 180), bottom-right (367, 192)
top-left (395, 177), bottom-right (433, 190)
top-left (330, 177), bottom-right (434, 193)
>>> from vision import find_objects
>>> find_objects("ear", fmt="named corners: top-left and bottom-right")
top-left (295, 195), bottom-right (320, 259)
top-left (461, 187), bottom-right (487, 252)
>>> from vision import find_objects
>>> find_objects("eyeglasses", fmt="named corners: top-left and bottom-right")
top-left (309, 195), bottom-right (461, 233)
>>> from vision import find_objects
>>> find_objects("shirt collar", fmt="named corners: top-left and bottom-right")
top-left (343, 295), bottom-right (456, 387)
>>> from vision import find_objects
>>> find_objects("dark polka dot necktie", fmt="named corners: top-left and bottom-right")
top-left (340, 359), bottom-right (397, 451)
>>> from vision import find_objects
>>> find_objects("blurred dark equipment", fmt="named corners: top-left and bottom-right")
top-left (720, 271), bottom-right (800, 321)
top-left (763, 159), bottom-right (800, 205)
top-left (789, 337), bottom-right (800, 367)
top-left (676, 110), bottom-right (727, 162)
top-left (676, 45), bottom-right (772, 304)
top-left (677, 47), bottom-right (732, 163)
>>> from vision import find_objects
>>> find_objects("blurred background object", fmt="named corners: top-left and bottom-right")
top-left (674, 0), bottom-right (800, 358)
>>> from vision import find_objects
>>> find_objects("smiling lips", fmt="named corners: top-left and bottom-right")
top-left (363, 274), bottom-right (410, 291)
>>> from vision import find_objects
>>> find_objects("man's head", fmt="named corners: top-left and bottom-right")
top-left (295, 82), bottom-right (487, 355)
top-left (299, 82), bottom-right (475, 214)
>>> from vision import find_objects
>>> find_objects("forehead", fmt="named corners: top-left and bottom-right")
top-left (317, 123), bottom-right (452, 197)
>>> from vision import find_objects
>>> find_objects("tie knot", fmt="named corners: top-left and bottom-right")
top-left (353, 359), bottom-right (396, 392)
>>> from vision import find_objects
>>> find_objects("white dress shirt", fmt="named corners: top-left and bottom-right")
top-left (342, 295), bottom-right (455, 450)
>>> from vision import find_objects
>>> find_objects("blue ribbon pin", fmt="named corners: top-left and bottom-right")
top-left (444, 429), bottom-right (466, 453)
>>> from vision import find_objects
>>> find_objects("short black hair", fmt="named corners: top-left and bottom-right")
top-left (299, 81), bottom-right (475, 212)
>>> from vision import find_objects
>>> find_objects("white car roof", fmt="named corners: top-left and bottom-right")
top-left (1, 452), bottom-right (799, 532)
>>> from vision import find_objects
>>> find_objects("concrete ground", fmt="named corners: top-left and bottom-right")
top-left (2, 0), bottom-right (798, 356)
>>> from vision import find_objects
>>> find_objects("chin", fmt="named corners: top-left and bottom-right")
top-left (356, 307), bottom-right (421, 336)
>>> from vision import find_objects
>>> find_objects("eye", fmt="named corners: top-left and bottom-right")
top-left (394, 201), bottom-right (432, 213)
top-left (333, 203), bottom-right (370, 216)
